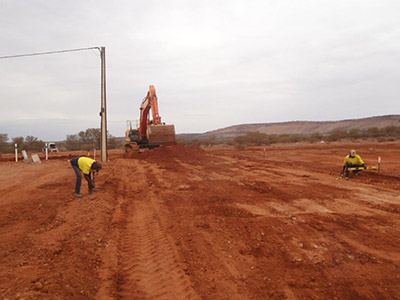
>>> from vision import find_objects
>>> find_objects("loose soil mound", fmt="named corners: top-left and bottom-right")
top-left (124, 144), bottom-right (208, 167)
top-left (138, 144), bottom-right (205, 162)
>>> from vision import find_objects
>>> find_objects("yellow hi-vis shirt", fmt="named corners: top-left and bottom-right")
top-left (78, 157), bottom-right (96, 175)
top-left (343, 154), bottom-right (364, 166)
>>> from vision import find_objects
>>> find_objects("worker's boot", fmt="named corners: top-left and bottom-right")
top-left (74, 193), bottom-right (83, 198)
top-left (89, 188), bottom-right (99, 195)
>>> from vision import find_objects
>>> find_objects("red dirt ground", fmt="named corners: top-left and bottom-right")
top-left (1, 142), bottom-right (400, 300)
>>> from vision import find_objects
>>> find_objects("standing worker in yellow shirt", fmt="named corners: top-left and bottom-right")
top-left (70, 156), bottom-right (102, 198)
top-left (339, 150), bottom-right (366, 180)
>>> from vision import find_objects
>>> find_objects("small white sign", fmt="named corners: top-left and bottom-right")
top-left (22, 150), bottom-right (28, 160)
top-left (32, 154), bottom-right (41, 163)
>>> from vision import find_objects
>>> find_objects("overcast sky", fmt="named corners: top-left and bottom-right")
top-left (1, 0), bottom-right (399, 141)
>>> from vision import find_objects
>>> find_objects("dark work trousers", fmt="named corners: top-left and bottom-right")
top-left (345, 164), bottom-right (364, 177)
top-left (70, 157), bottom-right (82, 194)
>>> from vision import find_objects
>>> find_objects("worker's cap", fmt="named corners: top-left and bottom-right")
top-left (92, 161), bottom-right (102, 172)
top-left (350, 149), bottom-right (356, 156)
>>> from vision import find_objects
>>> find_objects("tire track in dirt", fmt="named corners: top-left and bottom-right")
top-left (208, 152), bottom-right (400, 216)
top-left (337, 234), bottom-right (400, 263)
top-left (112, 159), bottom-right (200, 300)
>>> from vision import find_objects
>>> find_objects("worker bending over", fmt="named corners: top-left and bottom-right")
top-left (70, 156), bottom-right (102, 198)
top-left (340, 150), bottom-right (366, 179)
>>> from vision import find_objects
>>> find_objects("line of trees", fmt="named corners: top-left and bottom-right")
top-left (0, 134), bottom-right (45, 153)
top-left (63, 128), bottom-right (120, 151)
top-left (177, 125), bottom-right (400, 147)
top-left (326, 126), bottom-right (400, 141)
top-left (0, 128), bottom-right (122, 154)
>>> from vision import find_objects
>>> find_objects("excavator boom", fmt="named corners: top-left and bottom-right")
top-left (139, 85), bottom-right (163, 140)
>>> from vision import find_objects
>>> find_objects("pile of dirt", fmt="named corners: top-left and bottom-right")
top-left (146, 143), bottom-right (203, 159)
top-left (131, 144), bottom-right (207, 164)
top-left (123, 150), bottom-right (137, 159)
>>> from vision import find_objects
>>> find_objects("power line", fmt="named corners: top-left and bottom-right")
top-left (0, 47), bottom-right (100, 60)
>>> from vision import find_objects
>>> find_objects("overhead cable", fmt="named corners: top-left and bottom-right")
top-left (0, 47), bottom-right (101, 60)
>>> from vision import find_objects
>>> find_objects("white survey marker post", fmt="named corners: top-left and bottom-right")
top-left (15, 143), bottom-right (18, 162)
top-left (45, 143), bottom-right (48, 160)
top-left (378, 156), bottom-right (381, 172)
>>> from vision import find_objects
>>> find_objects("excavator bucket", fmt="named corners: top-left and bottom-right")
top-left (148, 124), bottom-right (176, 146)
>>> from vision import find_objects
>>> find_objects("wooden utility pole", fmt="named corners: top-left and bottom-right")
top-left (100, 47), bottom-right (108, 162)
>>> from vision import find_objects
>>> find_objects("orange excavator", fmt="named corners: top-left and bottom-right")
top-left (124, 85), bottom-right (176, 153)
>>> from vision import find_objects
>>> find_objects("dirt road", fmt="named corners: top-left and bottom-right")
top-left (1, 143), bottom-right (400, 299)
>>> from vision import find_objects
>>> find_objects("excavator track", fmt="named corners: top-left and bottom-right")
top-left (124, 143), bottom-right (140, 153)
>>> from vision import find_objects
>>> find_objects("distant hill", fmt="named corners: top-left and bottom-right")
top-left (177, 115), bottom-right (400, 140)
